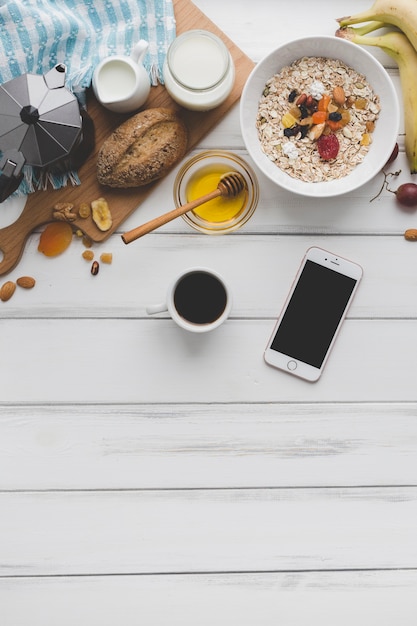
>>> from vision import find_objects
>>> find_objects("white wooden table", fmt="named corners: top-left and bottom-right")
top-left (2, 0), bottom-right (417, 623)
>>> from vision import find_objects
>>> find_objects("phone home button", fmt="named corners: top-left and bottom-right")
top-left (287, 360), bottom-right (297, 371)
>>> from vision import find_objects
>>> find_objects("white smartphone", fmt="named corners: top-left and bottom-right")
top-left (264, 246), bottom-right (363, 382)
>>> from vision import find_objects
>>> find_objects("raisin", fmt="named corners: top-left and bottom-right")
top-left (317, 134), bottom-right (340, 160)
top-left (299, 104), bottom-right (309, 119)
top-left (288, 89), bottom-right (298, 102)
top-left (328, 111), bottom-right (342, 122)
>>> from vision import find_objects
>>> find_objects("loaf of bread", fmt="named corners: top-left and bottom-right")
top-left (97, 108), bottom-right (188, 188)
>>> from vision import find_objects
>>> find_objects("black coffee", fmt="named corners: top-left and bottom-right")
top-left (174, 271), bottom-right (227, 325)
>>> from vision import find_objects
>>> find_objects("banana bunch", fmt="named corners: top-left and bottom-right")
top-left (336, 0), bottom-right (417, 173)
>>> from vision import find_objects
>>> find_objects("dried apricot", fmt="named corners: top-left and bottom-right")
top-left (317, 94), bottom-right (331, 112)
top-left (38, 222), bottom-right (73, 257)
top-left (312, 111), bottom-right (327, 125)
top-left (326, 119), bottom-right (343, 132)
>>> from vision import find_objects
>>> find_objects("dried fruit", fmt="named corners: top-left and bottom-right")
top-left (326, 111), bottom-right (344, 132)
top-left (312, 111), bottom-right (327, 124)
top-left (0, 280), bottom-right (16, 302)
top-left (82, 235), bottom-right (93, 248)
top-left (317, 133), bottom-right (340, 160)
top-left (100, 252), bottom-right (113, 264)
top-left (281, 112), bottom-right (298, 129)
top-left (16, 276), bottom-right (36, 289)
top-left (91, 260), bottom-right (99, 275)
top-left (339, 109), bottom-right (351, 126)
top-left (38, 222), bottom-right (73, 257)
top-left (78, 202), bottom-right (91, 219)
top-left (360, 133), bottom-right (372, 146)
top-left (354, 97), bottom-right (367, 110)
top-left (317, 94), bottom-right (331, 112)
top-left (404, 228), bottom-right (417, 240)
top-left (328, 112), bottom-right (342, 122)
top-left (91, 197), bottom-right (112, 231)
top-left (327, 103), bottom-right (339, 114)
top-left (288, 89), bottom-right (298, 102)
top-left (82, 250), bottom-right (95, 261)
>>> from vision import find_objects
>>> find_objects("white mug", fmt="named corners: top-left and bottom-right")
top-left (92, 40), bottom-right (151, 113)
top-left (146, 267), bottom-right (232, 333)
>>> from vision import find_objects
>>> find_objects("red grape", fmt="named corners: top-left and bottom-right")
top-left (395, 183), bottom-right (417, 208)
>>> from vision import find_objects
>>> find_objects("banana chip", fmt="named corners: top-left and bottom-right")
top-left (91, 197), bottom-right (112, 231)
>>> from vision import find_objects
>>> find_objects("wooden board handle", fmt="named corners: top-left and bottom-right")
top-left (0, 193), bottom-right (80, 275)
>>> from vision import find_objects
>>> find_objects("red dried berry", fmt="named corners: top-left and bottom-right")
top-left (317, 133), bottom-right (340, 160)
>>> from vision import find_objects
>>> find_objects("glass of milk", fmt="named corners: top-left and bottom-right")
top-left (163, 30), bottom-right (235, 111)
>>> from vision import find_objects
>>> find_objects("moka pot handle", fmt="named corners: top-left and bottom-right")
top-left (0, 150), bottom-right (25, 203)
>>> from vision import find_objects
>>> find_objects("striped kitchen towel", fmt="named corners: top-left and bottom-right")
top-left (0, 0), bottom-right (176, 194)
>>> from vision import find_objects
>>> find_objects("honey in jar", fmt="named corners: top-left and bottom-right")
top-left (185, 164), bottom-right (247, 223)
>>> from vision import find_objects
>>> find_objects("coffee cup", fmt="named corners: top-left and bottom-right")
top-left (92, 40), bottom-right (151, 113)
top-left (146, 267), bottom-right (232, 333)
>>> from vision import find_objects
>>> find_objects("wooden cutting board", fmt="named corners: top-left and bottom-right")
top-left (0, 0), bottom-right (255, 275)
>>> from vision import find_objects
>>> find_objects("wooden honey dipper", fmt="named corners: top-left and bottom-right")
top-left (121, 171), bottom-right (246, 244)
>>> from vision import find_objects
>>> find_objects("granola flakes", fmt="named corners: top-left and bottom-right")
top-left (256, 56), bottom-right (381, 183)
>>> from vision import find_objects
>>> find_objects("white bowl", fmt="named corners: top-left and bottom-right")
top-left (240, 36), bottom-right (400, 197)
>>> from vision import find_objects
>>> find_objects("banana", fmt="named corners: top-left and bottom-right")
top-left (337, 0), bottom-right (417, 53)
top-left (337, 28), bottom-right (417, 173)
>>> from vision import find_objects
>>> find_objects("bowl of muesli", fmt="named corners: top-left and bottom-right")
top-left (240, 36), bottom-right (400, 197)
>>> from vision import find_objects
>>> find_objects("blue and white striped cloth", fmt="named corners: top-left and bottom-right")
top-left (0, 0), bottom-right (176, 194)
top-left (0, 0), bottom-right (176, 88)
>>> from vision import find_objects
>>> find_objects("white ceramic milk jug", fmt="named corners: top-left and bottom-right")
top-left (92, 40), bottom-right (151, 113)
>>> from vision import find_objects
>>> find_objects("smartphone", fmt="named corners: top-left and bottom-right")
top-left (264, 247), bottom-right (363, 382)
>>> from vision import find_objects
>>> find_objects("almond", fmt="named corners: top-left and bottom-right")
top-left (16, 276), bottom-right (36, 289)
top-left (0, 280), bottom-right (16, 302)
top-left (308, 122), bottom-right (325, 141)
top-left (404, 228), bottom-right (417, 241)
top-left (333, 86), bottom-right (346, 106)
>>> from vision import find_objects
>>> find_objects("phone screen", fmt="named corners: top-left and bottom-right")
top-left (269, 259), bottom-right (358, 368)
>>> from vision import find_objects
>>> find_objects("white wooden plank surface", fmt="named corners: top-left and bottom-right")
top-left (1, 571), bottom-right (417, 626)
top-left (1, 234), bottom-right (416, 318)
top-left (1, 487), bottom-right (417, 575)
top-left (1, 318), bottom-right (417, 402)
top-left (2, 403), bottom-right (416, 490)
